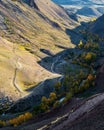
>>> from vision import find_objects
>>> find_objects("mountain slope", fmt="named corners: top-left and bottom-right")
top-left (0, 0), bottom-right (74, 52)
top-left (76, 7), bottom-right (102, 17)
top-left (26, 0), bottom-right (78, 29)
top-left (45, 94), bottom-right (104, 130)
top-left (0, 0), bottom-right (78, 101)
top-left (90, 14), bottom-right (104, 38)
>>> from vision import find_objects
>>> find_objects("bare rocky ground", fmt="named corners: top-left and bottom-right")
top-left (45, 93), bottom-right (104, 130)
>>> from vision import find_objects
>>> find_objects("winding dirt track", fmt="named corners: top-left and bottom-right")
top-left (51, 56), bottom-right (64, 82)
top-left (32, 56), bottom-right (64, 93)
top-left (13, 58), bottom-right (24, 93)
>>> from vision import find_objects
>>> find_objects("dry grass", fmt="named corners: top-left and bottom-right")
top-left (0, 37), bottom-right (61, 100)
top-left (0, 0), bottom-right (77, 100)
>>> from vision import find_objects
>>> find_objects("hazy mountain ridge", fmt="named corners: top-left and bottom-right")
top-left (53, 0), bottom-right (104, 18)
top-left (52, 0), bottom-right (104, 5)
top-left (76, 7), bottom-right (102, 17)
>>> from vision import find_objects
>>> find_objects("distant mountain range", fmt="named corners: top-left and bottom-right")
top-left (52, 0), bottom-right (104, 17)
top-left (52, 0), bottom-right (104, 5)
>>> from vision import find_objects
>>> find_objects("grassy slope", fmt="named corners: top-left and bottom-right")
top-left (0, 37), bottom-right (59, 100)
top-left (0, 0), bottom-right (78, 100)
top-left (0, 0), bottom-right (77, 54)
top-left (33, 0), bottom-right (78, 29)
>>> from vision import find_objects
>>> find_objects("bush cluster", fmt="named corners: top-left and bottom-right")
top-left (0, 112), bottom-right (32, 127)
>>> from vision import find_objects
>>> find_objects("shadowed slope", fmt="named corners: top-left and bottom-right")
top-left (90, 14), bottom-right (104, 38)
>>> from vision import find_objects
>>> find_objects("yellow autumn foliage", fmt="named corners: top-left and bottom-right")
top-left (9, 112), bottom-right (32, 126)
top-left (0, 112), bottom-right (32, 127)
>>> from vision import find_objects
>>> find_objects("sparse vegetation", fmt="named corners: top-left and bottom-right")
top-left (40, 92), bottom-right (57, 112)
top-left (0, 112), bottom-right (32, 128)
top-left (78, 40), bottom-right (84, 48)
